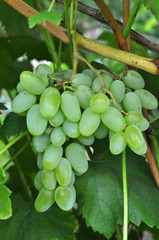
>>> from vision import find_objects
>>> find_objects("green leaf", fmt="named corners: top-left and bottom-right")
top-left (0, 194), bottom-right (77, 240)
top-left (144, 0), bottom-right (159, 22)
top-left (0, 168), bottom-right (5, 184)
top-left (0, 113), bottom-right (27, 140)
top-left (28, 11), bottom-right (62, 28)
top-left (75, 139), bottom-right (159, 239)
top-left (0, 185), bottom-right (12, 220)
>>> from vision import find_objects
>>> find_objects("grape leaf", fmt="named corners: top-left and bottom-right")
top-left (0, 185), bottom-right (12, 220)
top-left (28, 11), bottom-right (62, 28)
top-left (75, 139), bottom-right (159, 239)
top-left (0, 194), bottom-right (77, 240)
top-left (144, 0), bottom-right (159, 23)
top-left (0, 113), bottom-right (27, 139)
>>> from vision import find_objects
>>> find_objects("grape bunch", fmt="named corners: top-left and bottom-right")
top-left (11, 64), bottom-right (158, 212)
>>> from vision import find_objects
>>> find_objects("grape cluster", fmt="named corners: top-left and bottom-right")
top-left (11, 64), bottom-right (158, 212)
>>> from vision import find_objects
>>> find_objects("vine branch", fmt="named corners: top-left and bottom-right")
top-left (3, 0), bottom-right (159, 75)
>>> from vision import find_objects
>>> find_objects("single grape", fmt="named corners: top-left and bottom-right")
top-left (109, 80), bottom-right (125, 103)
top-left (71, 73), bottom-right (92, 87)
top-left (37, 153), bottom-right (44, 169)
top-left (65, 142), bottom-right (88, 174)
top-left (109, 132), bottom-right (127, 155)
top-left (60, 91), bottom-right (81, 122)
top-left (125, 125), bottom-right (143, 149)
top-left (35, 63), bottom-right (52, 84)
top-left (27, 104), bottom-right (48, 136)
top-left (122, 70), bottom-right (145, 90)
top-left (50, 127), bottom-right (66, 146)
top-left (79, 107), bottom-right (100, 136)
top-left (92, 73), bottom-right (113, 92)
top-left (67, 172), bottom-right (75, 187)
top-left (51, 69), bottom-right (72, 82)
top-left (16, 82), bottom-right (25, 93)
top-left (101, 107), bottom-right (126, 132)
top-left (34, 170), bottom-right (43, 191)
top-left (49, 108), bottom-right (65, 127)
top-left (90, 93), bottom-right (109, 113)
top-left (11, 91), bottom-right (36, 113)
top-left (55, 186), bottom-right (75, 211)
top-left (135, 89), bottom-right (158, 110)
top-left (20, 71), bottom-right (47, 95)
top-left (123, 92), bottom-right (142, 113)
top-left (77, 134), bottom-right (95, 146)
top-left (32, 134), bottom-right (51, 152)
top-left (41, 168), bottom-right (56, 190)
top-left (109, 130), bottom-right (115, 142)
top-left (136, 117), bottom-right (149, 131)
top-left (129, 138), bottom-right (147, 155)
top-left (34, 187), bottom-right (55, 212)
top-left (63, 119), bottom-right (80, 138)
top-left (82, 69), bottom-right (96, 80)
top-left (74, 85), bottom-right (94, 109)
top-left (125, 111), bottom-right (143, 126)
top-left (94, 122), bottom-right (109, 139)
top-left (40, 87), bottom-right (60, 119)
top-left (55, 158), bottom-right (72, 186)
top-left (43, 144), bottom-right (63, 170)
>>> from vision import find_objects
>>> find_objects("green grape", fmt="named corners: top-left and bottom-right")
top-left (94, 122), bottom-right (109, 139)
top-left (74, 85), bottom-right (94, 109)
top-left (37, 153), bottom-right (44, 169)
top-left (27, 104), bottom-right (48, 136)
top-left (67, 172), bottom-right (75, 187)
top-left (70, 185), bottom-right (76, 199)
top-left (101, 107), bottom-right (126, 132)
top-left (129, 138), bottom-right (147, 155)
top-left (34, 170), bottom-right (43, 191)
top-left (40, 87), bottom-right (60, 119)
top-left (71, 73), bottom-right (92, 87)
top-left (92, 73), bottom-right (113, 92)
top-left (35, 63), bottom-right (52, 84)
top-left (135, 89), bottom-right (158, 110)
top-left (125, 125), bottom-right (143, 149)
top-left (125, 111), bottom-right (143, 126)
top-left (41, 168), bottom-right (56, 190)
top-left (136, 117), bottom-right (149, 131)
top-left (34, 187), bottom-right (55, 212)
top-left (63, 119), bottom-right (80, 138)
top-left (65, 142), bottom-right (88, 174)
top-left (50, 127), bottom-right (66, 146)
top-left (77, 134), bottom-right (95, 146)
top-left (109, 80), bottom-right (125, 103)
top-left (49, 108), bottom-right (65, 127)
top-left (109, 130), bottom-right (115, 142)
top-left (11, 91), bottom-right (36, 113)
top-left (20, 71), bottom-right (47, 95)
top-left (55, 158), bottom-right (72, 186)
top-left (51, 69), bottom-right (72, 82)
top-left (122, 70), bottom-right (145, 90)
top-left (90, 93), bottom-right (109, 113)
top-left (43, 144), bottom-right (63, 170)
top-left (123, 92), bottom-right (142, 113)
top-left (32, 134), bottom-right (51, 152)
top-left (60, 91), bottom-right (81, 122)
top-left (55, 186), bottom-right (75, 211)
top-left (109, 99), bottom-right (124, 111)
top-left (109, 132), bottom-right (127, 155)
top-left (82, 69), bottom-right (96, 80)
top-left (16, 82), bottom-right (25, 93)
top-left (79, 107), bottom-right (100, 136)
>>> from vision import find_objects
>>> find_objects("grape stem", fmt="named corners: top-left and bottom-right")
top-left (149, 115), bottom-right (159, 124)
top-left (148, 135), bottom-right (159, 170)
top-left (0, 131), bottom-right (28, 156)
top-left (122, 148), bottom-right (128, 240)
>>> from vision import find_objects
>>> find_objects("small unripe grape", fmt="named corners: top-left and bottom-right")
top-left (125, 125), bottom-right (143, 149)
top-left (27, 104), bottom-right (48, 136)
top-left (79, 107), bottom-right (100, 136)
top-left (109, 80), bottom-right (125, 103)
top-left (60, 91), bottom-right (81, 122)
top-left (63, 119), bottom-right (80, 138)
top-left (43, 144), bottom-right (63, 170)
top-left (34, 170), bottom-right (43, 191)
top-left (101, 107), bottom-right (126, 132)
top-left (90, 93), bottom-right (109, 113)
top-left (71, 73), bottom-right (92, 87)
top-left (55, 186), bottom-right (75, 211)
top-left (16, 82), bottom-right (25, 93)
top-left (92, 73), bottom-right (113, 92)
top-left (32, 134), bottom-right (51, 152)
top-left (11, 91), bottom-right (36, 113)
top-left (35, 63), bottom-right (52, 84)
top-left (50, 127), bottom-right (66, 146)
top-left (94, 122), bottom-right (109, 139)
top-left (82, 69), bottom-right (96, 80)
top-left (109, 132), bottom-right (127, 155)
top-left (37, 153), bottom-right (44, 169)
top-left (125, 111), bottom-right (143, 126)
top-left (135, 89), bottom-right (158, 110)
top-left (122, 70), bottom-right (145, 90)
top-left (49, 108), bottom-right (65, 127)
top-left (74, 85), bottom-right (94, 109)
top-left (123, 92), bottom-right (142, 113)
top-left (136, 117), bottom-right (149, 131)
top-left (20, 71), bottom-right (47, 95)
top-left (67, 172), bottom-right (75, 187)
top-left (41, 169), bottom-right (56, 190)
top-left (55, 158), bottom-right (72, 186)
top-left (77, 134), bottom-right (95, 146)
top-left (34, 187), bottom-right (55, 212)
